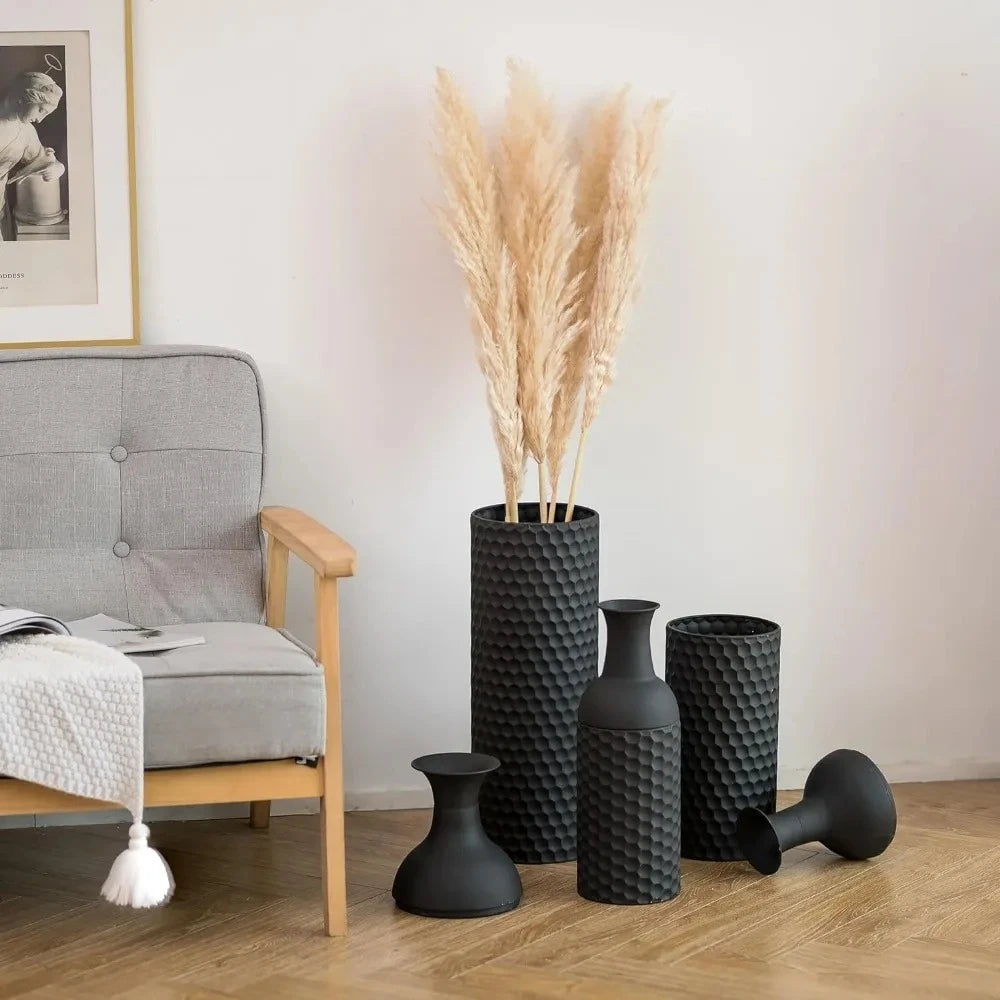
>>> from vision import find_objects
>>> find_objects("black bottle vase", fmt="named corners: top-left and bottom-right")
top-left (665, 614), bottom-right (781, 860)
top-left (577, 600), bottom-right (681, 905)
top-left (392, 753), bottom-right (522, 917)
top-left (737, 749), bottom-right (897, 875)
top-left (471, 503), bottom-right (600, 863)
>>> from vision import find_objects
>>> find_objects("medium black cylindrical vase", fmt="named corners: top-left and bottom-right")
top-left (471, 502), bottom-right (600, 863)
top-left (665, 614), bottom-right (781, 860)
top-left (392, 753), bottom-right (522, 918)
top-left (577, 600), bottom-right (681, 904)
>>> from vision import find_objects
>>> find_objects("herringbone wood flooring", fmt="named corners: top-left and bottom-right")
top-left (0, 780), bottom-right (998, 998)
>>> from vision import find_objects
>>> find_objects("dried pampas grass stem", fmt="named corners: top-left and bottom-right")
top-left (565, 98), bottom-right (666, 521)
top-left (563, 426), bottom-right (589, 523)
top-left (546, 89), bottom-right (628, 520)
top-left (500, 61), bottom-right (582, 523)
top-left (433, 68), bottom-right (524, 521)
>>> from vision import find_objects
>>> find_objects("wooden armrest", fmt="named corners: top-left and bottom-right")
top-left (260, 506), bottom-right (352, 936)
top-left (260, 506), bottom-right (357, 579)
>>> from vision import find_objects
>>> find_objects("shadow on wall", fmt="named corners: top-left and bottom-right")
top-left (793, 74), bottom-right (1000, 764)
top-left (283, 87), bottom-right (496, 507)
top-left (264, 87), bottom-right (489, 799)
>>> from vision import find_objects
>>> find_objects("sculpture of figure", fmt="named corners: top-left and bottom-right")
top-left (0, 71), bottom-right (66, 241)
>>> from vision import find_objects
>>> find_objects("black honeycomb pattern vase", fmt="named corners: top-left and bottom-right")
top-left (665, 614), bottom-right (781, 861)
top-left (578, 726), bottom-right (681, 904)
top-left (471, 502), bottom-right (599, 863)
top-left (577, 600), bottom-right (681, 904)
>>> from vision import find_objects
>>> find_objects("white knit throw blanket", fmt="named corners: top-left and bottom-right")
top-left (0, 634), bottom-right (174, 907)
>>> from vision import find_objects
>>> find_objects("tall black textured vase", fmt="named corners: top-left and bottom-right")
top-left (665, 614), bottom-right (781, 860)
top-left (471, 502), bottom-right (600, 863)
top-left (577, 600), bottom-right (681, 904)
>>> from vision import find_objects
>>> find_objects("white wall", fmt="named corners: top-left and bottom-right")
top-left (131, 0), bottom-right (1000, 804)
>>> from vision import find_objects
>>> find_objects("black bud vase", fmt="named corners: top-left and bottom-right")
top-left (577, 600), bottom-right (681, 905)
top-left (737, 749), bottom-right (897, 875)
top-left (392, 753), bottom-right (522, 917)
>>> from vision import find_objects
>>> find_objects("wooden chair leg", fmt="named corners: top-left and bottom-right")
top-left (321, 775), bottom-right (347, 936)
top-left (316, 576), bottom-right (347, 937)
top-left (249, 799), bottom-right (271, 830)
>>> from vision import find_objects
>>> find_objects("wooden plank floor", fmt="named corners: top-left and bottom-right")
top-left (0, 780), bottom-right (998, 998)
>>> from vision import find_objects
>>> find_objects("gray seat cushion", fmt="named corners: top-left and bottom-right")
top-left (140, 622), bottom-right (325, 768)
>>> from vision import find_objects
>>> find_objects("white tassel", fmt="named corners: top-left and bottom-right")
top-left (101, 822), bottom-right (175, 908)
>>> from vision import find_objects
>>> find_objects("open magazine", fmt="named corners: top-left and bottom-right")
top-left (0, 609), bottom-right (204, 654)
top-left (0, 608), bottom-right (69, 638)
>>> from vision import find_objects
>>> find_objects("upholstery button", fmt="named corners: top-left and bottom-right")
top-left (110, 445), bottom-right (128, 462)
top-left (113, 541), bottom-right (131, 558)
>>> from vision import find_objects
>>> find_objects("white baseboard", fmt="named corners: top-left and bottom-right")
top-left (778, 758), bottom-right (1000, 789)
top-left (2, 761), bottom-right (995, 830)
top-left (346, 788), bottom-right (432, 811)
top-left (349, 761), bottom-right (1000, 810)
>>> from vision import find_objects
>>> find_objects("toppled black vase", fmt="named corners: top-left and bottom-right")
top-left (392, 753), bottom-right (522, 917)
top-left (736, 749), bottom-right (897, 875)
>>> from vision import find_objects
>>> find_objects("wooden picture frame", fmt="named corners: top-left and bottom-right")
top-left (0, 0), bottom-right (139, 348)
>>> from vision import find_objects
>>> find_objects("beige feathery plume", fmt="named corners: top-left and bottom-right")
top-left (432, 68), bottom-right (524, 521)
top-left (565, 98), bottom-right (666, 521)
top-left (634, 98), bottom-right (668, 205)
top-left (546, 89), bottom-right (629, 518)
top-left (498, 60), bottom-right (582, 521)
top-left (580, 122), bottom-right (639, 430)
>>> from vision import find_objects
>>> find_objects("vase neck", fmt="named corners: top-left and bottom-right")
top-left (601, 605), bottom-right (657, 681)
top-left (769, 797), bottom-right (830, 851)
top-left (426, 771), bottom-right (487, 834)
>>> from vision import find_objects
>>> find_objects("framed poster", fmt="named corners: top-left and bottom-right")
top-left (0, 0), bottom-right (138, 348)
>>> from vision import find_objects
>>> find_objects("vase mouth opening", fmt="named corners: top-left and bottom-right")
top-left (667, 614), bottom-right (779, 639)
top-left (411, 752), bottom-right (499, 777)
top-left (471, 502), bottom-right (598, 526)
top-left (600, 598), bottom-right (660, 615)
top-left (736, 807), bottom-right (783, 875)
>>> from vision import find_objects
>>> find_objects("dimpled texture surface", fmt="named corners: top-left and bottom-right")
top-left (471, 504), bottom-right (599, 863)
top-left (665, 615), bottom-right (780, 860)
top-left (577, 723), bottom-right (681, 904)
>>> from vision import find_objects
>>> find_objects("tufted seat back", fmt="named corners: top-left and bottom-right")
top-left (0, 346), bottom-right (266, 624)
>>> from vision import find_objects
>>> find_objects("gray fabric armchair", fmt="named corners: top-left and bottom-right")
top-left (0, 346), bottom-right (354, 936)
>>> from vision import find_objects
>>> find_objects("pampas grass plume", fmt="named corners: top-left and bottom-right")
top-left (433, 68), bottom-right (524, 521)
top-left (431, 64), bottom-right (665, 524)
top-left (499, 61), bottom-right (582, 520)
